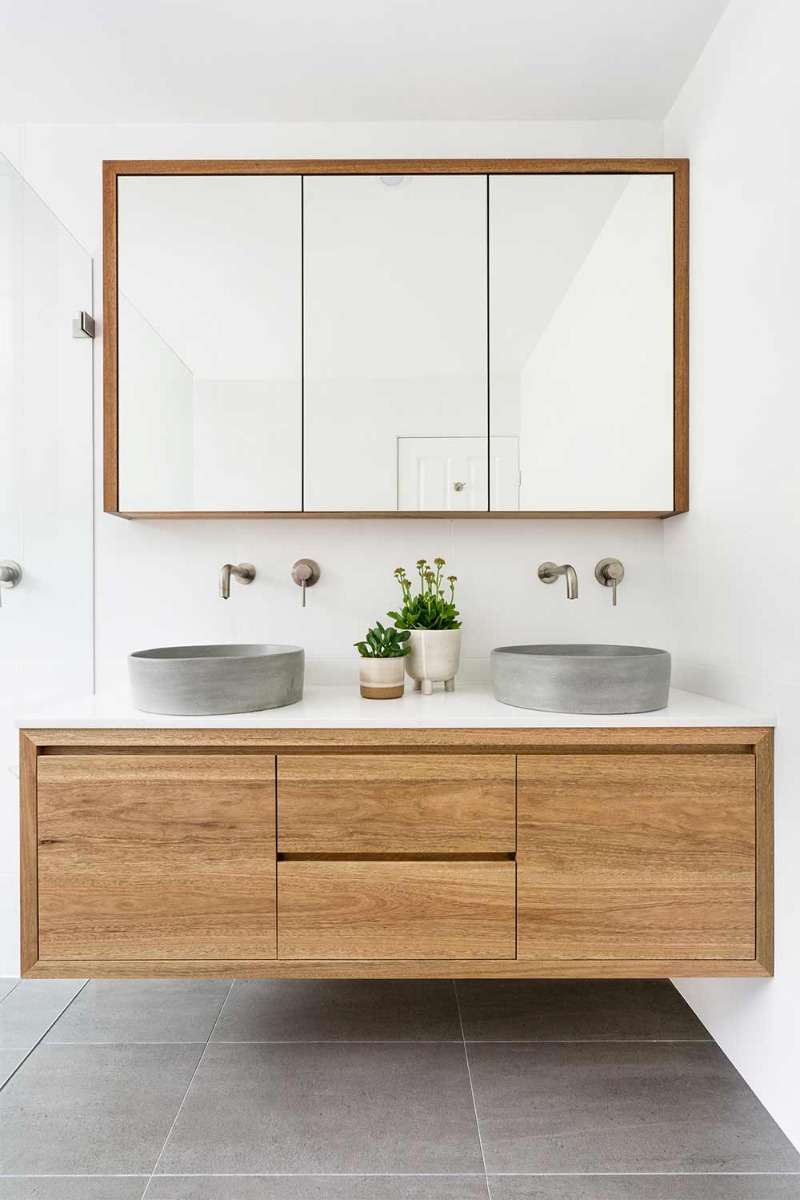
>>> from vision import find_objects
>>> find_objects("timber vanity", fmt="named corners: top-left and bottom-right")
top-left (18, 686), bottom-right (773, 980)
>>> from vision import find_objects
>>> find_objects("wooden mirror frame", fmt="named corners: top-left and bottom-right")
top-left (103, 158), bottom-right (688, 519)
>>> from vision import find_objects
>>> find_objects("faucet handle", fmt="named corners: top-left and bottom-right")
top-left (291, 559), bottom-right (320, 608)
top-left (595, 558), bottom-right (624, 606)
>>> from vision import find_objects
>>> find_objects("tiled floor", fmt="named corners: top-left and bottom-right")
top-left (0, 978), bottom-right (797, 1199)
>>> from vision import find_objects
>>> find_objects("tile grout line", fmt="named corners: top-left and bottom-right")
top-left (23, 1036), bottom-right (715, 1046)
top-left (453, 980), bottom-right (492, 1200)
top-left (2, 1171), bottom-right (800, 1179)
top-left (142, 978), bottom-right (236, 1200)
top-left (0, 978), bottom-right (90, 1093)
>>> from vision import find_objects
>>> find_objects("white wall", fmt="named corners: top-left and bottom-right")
top-left (663, 0), bottom-right (800, 1150)
top-left (0, 119), bottom-right (670, 695)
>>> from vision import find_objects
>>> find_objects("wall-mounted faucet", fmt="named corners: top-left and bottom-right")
top-left (219, 562), bottom-right (256, 599)
top-left (538, 561), bottom-right (579, 600)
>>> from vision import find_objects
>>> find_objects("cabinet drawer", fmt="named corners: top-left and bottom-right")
top-left (278, 860), bottom-right (516, 960)
top-left (37, 754), bottom-right (277, 961)
top-left (277, 754), bottom-right (515, 853)
top-left (517, 753), bottom-right (756, 960)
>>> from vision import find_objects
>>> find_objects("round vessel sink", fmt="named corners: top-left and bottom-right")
top-left (128, 643), bottom-right (304, 716)
top-left (491, 643), bottom-right (670, 715)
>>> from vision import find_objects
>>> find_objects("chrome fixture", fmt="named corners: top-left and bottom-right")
top-left (72, 311), bottom-right (95, 339)
top-left (538, 561), bottom-right (579, 600)
top-left (291, 558), bottom-right (321, 607)
top-left (219, 562), bottom-right (255, 599)
top-left (595, 557), bottom-right (625, 606)
top-left (0, 560), bottom-right (22, 607)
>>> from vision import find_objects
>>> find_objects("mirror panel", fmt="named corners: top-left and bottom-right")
top-left (302, 175), bottom-right (487, 512)
top-left (489, 174), bottom-right (674, 512)
top-left (117, 175), bottom-right (302, 511)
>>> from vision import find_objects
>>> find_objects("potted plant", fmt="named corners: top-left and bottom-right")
top-left (354, 621), bottom-right (411, 699)
top-left (388, 558), bottom-right (461, 694)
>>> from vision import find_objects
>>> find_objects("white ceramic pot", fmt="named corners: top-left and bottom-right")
top-left (405, 629), bottom-right (461, 695)
top-left (358, 656), bottom-right (406, 700)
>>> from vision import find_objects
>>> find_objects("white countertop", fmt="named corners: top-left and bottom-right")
top-left (17, 683), bottom-right (774, 729)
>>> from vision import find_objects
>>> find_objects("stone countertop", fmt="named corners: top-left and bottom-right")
top-left (17, 682), bottom-right (774, 729)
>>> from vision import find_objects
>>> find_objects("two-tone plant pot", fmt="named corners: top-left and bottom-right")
top-left (405, 629), bottom-right (461, 695)
top-left (358, 657), bottom-right (406, 700)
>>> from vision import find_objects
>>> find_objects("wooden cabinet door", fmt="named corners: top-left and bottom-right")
top-left (518, 754), bottom-right (756, 961)
top-left (278, 754), bottom-right (515, 853)
top-left (278, 860), bottom-right (515, 960)
top-left (38, 754), bottom-right (276, 961)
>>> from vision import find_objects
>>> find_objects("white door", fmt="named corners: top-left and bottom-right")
top-left (0, 155), bottom-right (94, 974)
top-left (398, 436), bottom-right (519, 511)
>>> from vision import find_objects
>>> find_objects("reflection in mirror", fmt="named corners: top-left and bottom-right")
top-left (490, 174), bottom-right (674, 512)
top-left (303, 175), bottom-right (488, 512)
top-left (117, 176), bottom-right (302, 511)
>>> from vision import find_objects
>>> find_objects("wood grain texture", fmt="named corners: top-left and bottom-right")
top-left (37, 754), bottom-right (277, 961)
top-left (672, 159), bottom-right (690, 513)
top-left (278, 754), bottom-right (515, 853)
top-left (19, 733), bottom-right (38, 974)
top-left (518, 753), bottom-right (756, 961)
top-left (755, 729), bottom-right (774, 972)
top-left (27, 956), bottom-right (770, 980)
top-left (278, 859), bottom-right (515, 960)
top-left (102, 157), bottom-right (688, 521)
top-left (105, 158), bottom-right (688, 177)
top-left (23, 727), bottom-right (770, 750)
top-left (21, 726), bottom-right (771, 980)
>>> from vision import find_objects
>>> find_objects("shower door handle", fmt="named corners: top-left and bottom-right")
top-left (0, 560), bottom-right (22, 607)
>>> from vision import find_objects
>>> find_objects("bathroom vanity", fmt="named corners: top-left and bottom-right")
top-left (19, 687), bottom-right (772, 980)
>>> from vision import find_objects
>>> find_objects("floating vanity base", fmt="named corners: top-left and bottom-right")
top-left (19, 724), bottom-right (773, 981)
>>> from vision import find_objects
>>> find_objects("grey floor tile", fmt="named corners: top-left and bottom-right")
top-left (45, 979), bottom-right (231, 1044)
top-left (211, 980), bottom-right (461, 1042)
top-left (0, 1043), bottom-right (203, 1174)
top-left (0, 1047), bottom-right (27, 1087)
top-left (0, 980), bottom-right (18, 1003)
top-left (468, 1042), bottom-right (800, 1174)
top-left (0, 981), bottom-right (86, 1051)
top-left (0, 1180), bottom-right (147, 1200)
top-left (457, 980), bottom-right (709, 1042)
top-left (488, 1176), bottom-right (800, 1199)
top-left (157, 1041), bottom-right (483, 1175)
top-left (146, 1177), bottom-right (489, 1199)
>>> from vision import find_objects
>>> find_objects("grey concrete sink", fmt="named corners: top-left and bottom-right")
top-left (491, 644), bottom-right (670, 714)
top-left (128, 644), bottom-right (304, 715)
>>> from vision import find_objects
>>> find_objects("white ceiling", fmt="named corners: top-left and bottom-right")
top-left (0, 0), bottom-right (728, 124)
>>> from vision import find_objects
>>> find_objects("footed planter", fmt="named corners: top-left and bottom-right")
top-left (406, 630), bottom-right (461, 695)
top-left (359, 657), bottom-right (405, 700)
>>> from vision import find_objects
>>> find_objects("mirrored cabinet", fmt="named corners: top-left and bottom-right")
top-left (104, 159), bottom-right (687, 517)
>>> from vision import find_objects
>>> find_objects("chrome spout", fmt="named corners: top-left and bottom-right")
top-left (538, 561), bottom-right (579, 600)
top-left (219, 562), bottom-right (256, 599)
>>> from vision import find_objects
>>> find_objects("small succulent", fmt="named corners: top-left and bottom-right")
top-left (388, 557), bottom-right (461, 631)
top-left (354, 621), bottom-right (411, 658)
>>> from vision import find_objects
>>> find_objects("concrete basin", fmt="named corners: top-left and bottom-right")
top-left (128, 643), bottom-right (304, 715)
top-left (491, 643), bottom-right (670, 715)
